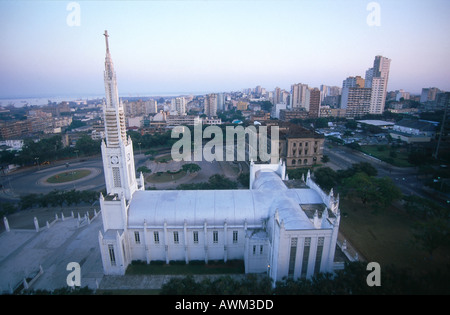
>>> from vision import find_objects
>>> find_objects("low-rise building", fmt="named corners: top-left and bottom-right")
top-left (274, 124), bottom-right (325, 168)
top-left (389, 119), bottom-right (437, 143)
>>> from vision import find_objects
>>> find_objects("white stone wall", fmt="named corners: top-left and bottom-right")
top-left (127, 225), bottom-right (248, 264)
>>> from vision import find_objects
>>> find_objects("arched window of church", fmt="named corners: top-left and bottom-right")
top-left (304, 159), bottom-right (308, 165)
top-left (292, 159), bottom-right (296, 165)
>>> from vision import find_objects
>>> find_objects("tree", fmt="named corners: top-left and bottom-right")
top-left (159, 276), bottom-right (201, 295)
top-left (341, 172), bottom-right (401, 210)
top-left (341, 172), bottom-right (378, 205)
top-left (286, 168), bottom-right (309, 180)
top-left (136, 166), bottom-right (151, 174)
top-left (181, 163), bottom-right (201, 173)
top-left (320, 155), bottom-right (330, 163)
top-left (313, 167), bottom-right (338, 192)
top-left (258, 101), bottom-right (273, 112)
top-left (413, 218), bottom-right (450, 259)
top-left (0, 202), bottom-right (17, 217)
top-left (75, 134), bottom-right (101, 156)
top-left (66, 119), bottom-right (86, 131)
top-left (238, 172), bottom-right (250, 188)
top-left (337, 162), bottom-right (377, 179)
top-left (207, 174), bottom-right (237, 189)
top-left (177, 174), bottom-right (237, 190)
top-left (313, 118), bottom-right (329, 129)
top-left (345, 120), bottom-right (358, 130)
top-left (351, 162), bottom-right (378, 177)
top-left (372, 177), bottom-right (402, 209)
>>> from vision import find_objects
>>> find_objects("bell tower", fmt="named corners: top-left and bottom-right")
top-left (100, 30), bottom-right (141, 201)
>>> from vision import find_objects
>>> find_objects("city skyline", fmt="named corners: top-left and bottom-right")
top-left (1, 0), bottom-right (449, 99)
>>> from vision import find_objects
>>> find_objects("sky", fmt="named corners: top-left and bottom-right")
top-left (0, 0), bottom-right (449, 99)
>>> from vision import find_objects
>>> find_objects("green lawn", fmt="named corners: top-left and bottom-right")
top-left (340, 199), bottom-right (450, 274)
top-left (126, 260), bottom-right (245, 275)
top-left (46, 169), bottom-right (91, 183)
top-left (360, 145), bottom-right (413, 167)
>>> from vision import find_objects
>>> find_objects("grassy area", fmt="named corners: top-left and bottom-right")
top-left (339, 199), bottom-right (450, 274)
top-left (46, 169), bottom-right (91, 183)
top-left (360, 145), bottom-right (413, 167)
top-left (146, 170), bottom-right (187, 183)
top-left (126, 260), bottom-right (245, 275)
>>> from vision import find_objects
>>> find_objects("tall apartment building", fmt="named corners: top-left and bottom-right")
top-left (344, 88), bottom-right (372, 118)
top-left (217, 93), bottom-right (225, 112)
top-left (365, 55), bottom-right (391, 114)
top-left (420, 87), bottom-right (441, 103)
top-left (145, 99), bottom-right (157, 114)
top-left (171, 97), bottom-right (186, 115)
top-left (308, 88), bottom-right (321, 118)
top-left (291, 83), bottom-right (309, 109)
top-left (204, 93), bottom-right (217, 117)
top-left (273, 87), bottom-right (282, 105)
top-left (341, 76), bottom-right (366, 109)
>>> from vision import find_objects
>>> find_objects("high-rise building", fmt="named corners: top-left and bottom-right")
top-left (341, 76), bottom-right (366, 109)
top-left (171, 97), bottom-right (186, 115)
top-left (366, 55), bottom-right (391, 114)
top-left (217, 93), bottom-right (225, 112)
top-left (344, 88), bottom-right (372, 118)
top-left (420, 87), bottom-right (441, 103)
top-left (145, 99), bottom-right (157, 114)
top-left (205, 93), bottom-right (217, 117)
top-left (342, 76), bottom-right (365, 89)
top-left (308, 88), bottom-right (321, 118)
top-left (291, 83), bottom-right (309, 109)
top-left (273, 87), bottom-right (282, 105)
top-left (255, 85), bottom-right (262, 96)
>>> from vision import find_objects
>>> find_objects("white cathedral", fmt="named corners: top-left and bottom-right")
top-left (98, 31), bottom-right (342, 282)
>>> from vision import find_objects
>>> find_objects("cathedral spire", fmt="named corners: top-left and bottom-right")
top-left (102, 30), bottom-right (127, 146)
top-left (104, 30), bottom-right (110, 54)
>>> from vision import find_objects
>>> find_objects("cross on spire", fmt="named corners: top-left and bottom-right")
top-left (104, 30), bottom-right (110, 53)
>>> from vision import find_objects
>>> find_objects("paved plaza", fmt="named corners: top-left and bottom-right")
top-left (0, 211), bottom-right (249, 294)
top-left (0, 212), bottom-right (104, 293)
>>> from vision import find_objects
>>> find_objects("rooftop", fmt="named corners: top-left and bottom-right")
top-left (127, 170), bottom-right (329, 230)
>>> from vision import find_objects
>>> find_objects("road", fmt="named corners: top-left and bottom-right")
top-left (324, 143), bottom-right (449, 204)
top-left (0, 150), bottom-right (245, 202)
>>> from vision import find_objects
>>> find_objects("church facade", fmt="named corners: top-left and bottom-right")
top-left (97, 31), bottom-right (341, 283)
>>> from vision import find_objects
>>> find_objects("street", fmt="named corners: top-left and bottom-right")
top-left (324, 143), bottom-right (449, 204)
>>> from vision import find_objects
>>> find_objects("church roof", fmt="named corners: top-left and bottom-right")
top-left (127, 170), bottom-right (325, 230)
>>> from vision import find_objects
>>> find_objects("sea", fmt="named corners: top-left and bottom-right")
top-left (0, 91), bottom-right (212, 108)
